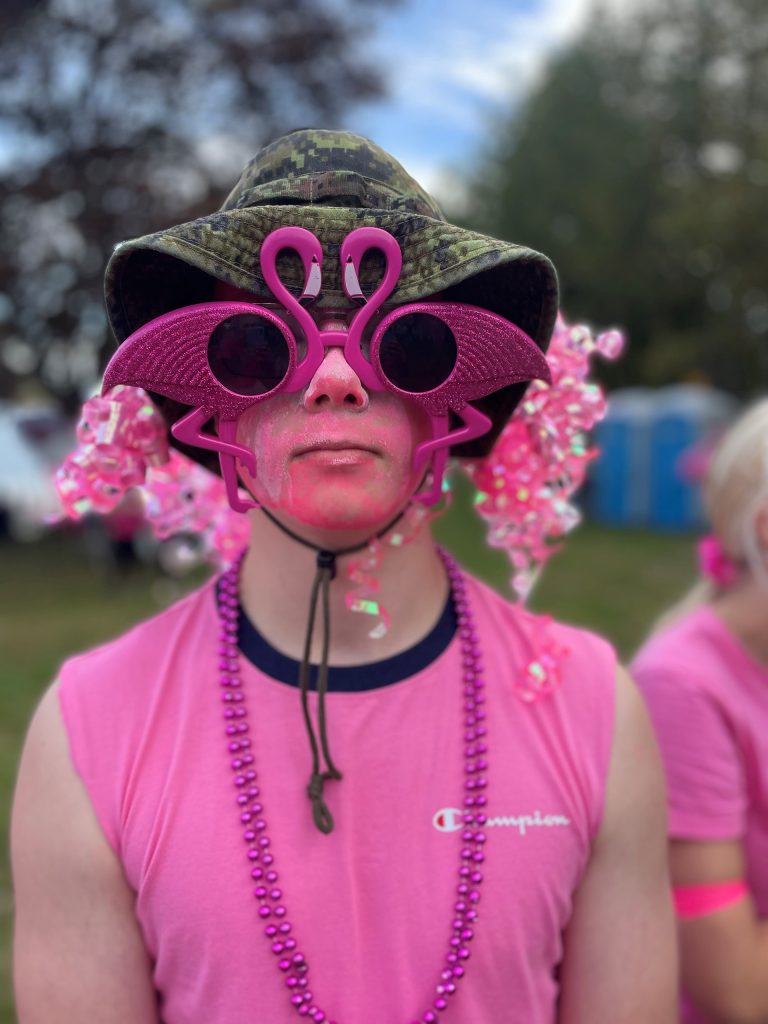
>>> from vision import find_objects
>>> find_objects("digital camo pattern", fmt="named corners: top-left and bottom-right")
top-left (104, 129), bottom-right (559, 455)
top-left (222, 130), bottom-right (443, 218)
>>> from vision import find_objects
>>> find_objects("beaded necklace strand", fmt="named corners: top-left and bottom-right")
top-left (216, 547), bottom-right (489, 1022)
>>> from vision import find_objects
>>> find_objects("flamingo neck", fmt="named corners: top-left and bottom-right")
top-left (350, 263), bottom-right (400, 338)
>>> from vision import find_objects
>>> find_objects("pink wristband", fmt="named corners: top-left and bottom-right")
top-left (673, 880), bottom-right (749, 919)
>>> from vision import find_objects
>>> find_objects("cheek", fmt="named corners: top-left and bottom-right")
top-left (234, 398), bottom-right (296, 505)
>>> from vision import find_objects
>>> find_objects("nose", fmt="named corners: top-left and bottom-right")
top-left (303, 347), bottom-right (369, 411)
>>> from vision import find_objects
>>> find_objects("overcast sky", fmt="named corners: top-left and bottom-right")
top-left (0, 0), bottom-right (636, 194)
top-left (346, 0), bottom-right (635, 206)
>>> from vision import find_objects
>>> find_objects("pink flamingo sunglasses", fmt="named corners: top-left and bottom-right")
top-left (102, 226), bottom-right (551, 511)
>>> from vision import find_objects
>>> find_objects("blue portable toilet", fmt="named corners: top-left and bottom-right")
top-left (590, 385), bottom-right (737, 530)
top-left (647, 385), bottom-right (736, 530)
top-left (592, 389), bottom-right (654, 526)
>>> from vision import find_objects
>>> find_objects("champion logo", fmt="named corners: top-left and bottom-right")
top-left (432, 807), bottom-right (572, 836)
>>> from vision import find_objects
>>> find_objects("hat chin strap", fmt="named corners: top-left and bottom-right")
top-left (257, 503), bottom-right (408, 833)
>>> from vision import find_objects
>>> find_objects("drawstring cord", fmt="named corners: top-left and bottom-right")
top-left (260, 507), bottom-right (404, 834)
top-left (299, 550), bottom-right (341, 833)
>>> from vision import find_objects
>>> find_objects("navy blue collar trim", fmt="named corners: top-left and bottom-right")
top-left (218, 581), bottom-right (457, 692)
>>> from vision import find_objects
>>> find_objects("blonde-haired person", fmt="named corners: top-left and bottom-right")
top-left (632, 398), bottom-right (768, 1024)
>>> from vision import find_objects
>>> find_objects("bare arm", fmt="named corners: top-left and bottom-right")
top-left (11, 685), bottom-right (159, 1024)
top-left (671, 839), bottom-right (768, 1024)
top-left (558, 667), bottom-right (677, 1024)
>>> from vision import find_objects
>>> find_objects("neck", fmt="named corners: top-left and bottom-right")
top-left (712, 577), bottom-right (768, 666)
top-left (239, 506), bottom-right (450, 666)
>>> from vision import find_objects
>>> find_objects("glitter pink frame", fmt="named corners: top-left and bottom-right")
top-left (102, 226), bottom-right (550, 511)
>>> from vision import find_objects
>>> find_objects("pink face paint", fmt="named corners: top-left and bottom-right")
top-left (236, 351), bottom-right (432, 533)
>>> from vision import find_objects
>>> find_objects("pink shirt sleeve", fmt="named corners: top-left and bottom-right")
top-left (633, 653), bottom-right (747, 841)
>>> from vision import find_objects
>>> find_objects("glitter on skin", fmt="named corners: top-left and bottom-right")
top-left (236, 347), bottom-right (433, 533)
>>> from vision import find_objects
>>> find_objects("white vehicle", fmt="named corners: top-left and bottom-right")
top-left (0, 402), bottom-right (73, 540)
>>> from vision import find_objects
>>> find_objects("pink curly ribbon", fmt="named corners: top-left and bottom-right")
top-left (465, 317), bottom-right (623, 703)
top-left (145, 452), bottom-right (227, 539)
top-left (344, 500), bottom-right (448, 639)
top-left (143, 451), bottom-right (249, 566)
top-left (466, 317), bottom-right (625, 603)
top-left (512, 612), bottom-right (570, 704)
top-left (697, 534), bottom-right (740, 588)
top-left (55, 386), bottom-right (169, 518)
top-left (54, 386), bottom-right (249, 568)
top-left (344, 539), bottom-right (392, 640)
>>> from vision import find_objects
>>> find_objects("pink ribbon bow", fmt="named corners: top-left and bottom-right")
top-left (697, 534), bottom-right (740, 588)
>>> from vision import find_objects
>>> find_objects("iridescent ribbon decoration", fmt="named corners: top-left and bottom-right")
top-left (55, 386), bottom-right (169, 518)
top-left (510, 609), bottom-right (570, 703)
top-left (466, 316), bottom-right (624, 704)
top-left (53, 385), bottom-right (249, 568)
top-left (467, 316), bottom-right (624, 603)
top-left (344, 538), bottom-right (391, 640)
top-left (344, 499), bottom-right (448, 639)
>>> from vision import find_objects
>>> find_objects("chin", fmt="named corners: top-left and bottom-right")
top-left (286, 498), bottom-right (403, 535)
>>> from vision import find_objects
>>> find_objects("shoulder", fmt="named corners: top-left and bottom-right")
top-left (631, 606), bottom-right (731, 705)
top-left (56, 578), bottom-right (217, 777)
top-left (52, 578), bottom-right (219, 853)
top-left (13, 680), bottom-right (121, 874)
top-left (633, 605), bottom-right (716, 673)
top-left (58, 578), bottom-right (217, 703)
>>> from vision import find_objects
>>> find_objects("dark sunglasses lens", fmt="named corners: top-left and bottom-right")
top-left (379, 313), bottom-right (457, 393)
top-left (207, 314), bottom-right (290, 396)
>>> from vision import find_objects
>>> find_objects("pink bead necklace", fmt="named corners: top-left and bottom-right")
top-left (216, 547), bottom-right (488, 1023)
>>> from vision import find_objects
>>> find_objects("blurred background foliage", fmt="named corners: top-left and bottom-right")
top-left (1, 0), bottom-right (766, 409)
top-left (466, 0), bottom-right (768, 395)
top-left (0, 0), bottom-right (393, 412)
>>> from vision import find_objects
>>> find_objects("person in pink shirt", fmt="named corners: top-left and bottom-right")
top-left (12, 130), bottom-right (675, 1023)
top-left (633, 399), bottom-right (768, 1024)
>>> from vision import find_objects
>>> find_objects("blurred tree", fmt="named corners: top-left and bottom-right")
top-left (0, 0), bottom-right (394, 410)
top-left (467, 0), bottom-right (768, 395)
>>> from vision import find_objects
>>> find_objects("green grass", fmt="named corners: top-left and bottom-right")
top-left (0, 503), bottom-right (696, 1021)
top-left (434, 474), bottom-right (697, 659)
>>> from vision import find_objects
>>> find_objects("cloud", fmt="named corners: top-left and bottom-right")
top-left (349, 0), bottom-right (641, 205)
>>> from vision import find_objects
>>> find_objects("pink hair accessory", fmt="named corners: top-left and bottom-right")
top-left (54, 386), bottom-right (169, 518)
top-left (466, 316), bottom-right (625, 603)
top-left (697, 534), bottom-right (740, 587)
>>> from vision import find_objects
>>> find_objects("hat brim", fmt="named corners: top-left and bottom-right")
top-left (105, 204), bottom-right (558, 459)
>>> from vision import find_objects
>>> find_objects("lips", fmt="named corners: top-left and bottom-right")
top-left (293, 439), bottom-right (380, 457)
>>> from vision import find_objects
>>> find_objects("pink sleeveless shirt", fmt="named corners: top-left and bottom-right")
top-left (633, 606), bottom-right (768, 1024)
top-left (58, 573), bottom-right (616, 1024)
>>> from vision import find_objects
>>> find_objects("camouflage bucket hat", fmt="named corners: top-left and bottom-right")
top-left (105, 128), bottom-right (559, 458)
